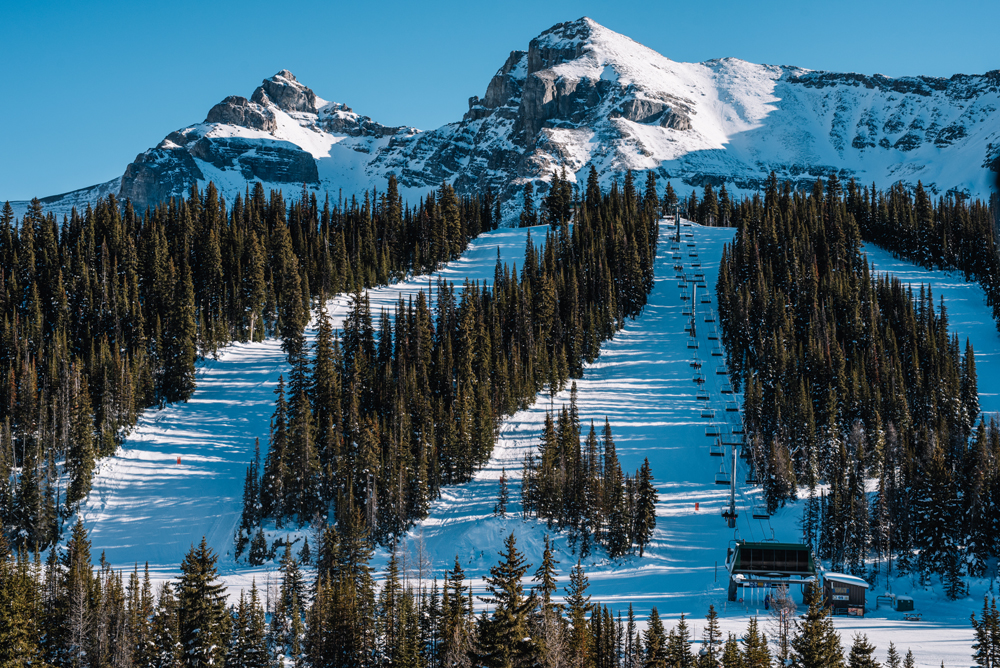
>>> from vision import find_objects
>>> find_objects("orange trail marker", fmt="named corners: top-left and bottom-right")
top-left (177, 456), bottom-right (181, 465)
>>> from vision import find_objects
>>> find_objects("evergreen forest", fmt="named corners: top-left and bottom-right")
top-left (716, 173), bottom-right (999, 590)
top-left (0, 177), bottom-right (500, 550)
top-left (237, 167), bottom-right (662, 546)
top-left (0, 518), bottom-right (926, 668)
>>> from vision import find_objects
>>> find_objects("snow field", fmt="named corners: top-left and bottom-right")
top-left (75, 219), bottom-right (1000, 667)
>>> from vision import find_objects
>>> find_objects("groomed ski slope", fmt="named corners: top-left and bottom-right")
top-left (77, 220), bottom-right (1000, 667)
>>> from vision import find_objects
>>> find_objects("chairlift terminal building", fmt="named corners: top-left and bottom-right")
top-left (725, 540), bottom-right (818, 602)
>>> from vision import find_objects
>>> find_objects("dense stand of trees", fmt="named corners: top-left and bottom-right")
top-left (857, 181), bottom-right (1000, 332)
top-left (717, 173), bottom-right (997, 589)
top-left (521, 390), bottom-right (657, 558)
top-left (0, 521), bottom-right (928, 668)
top-left (0, 176), bottom-right (496, 550)
top-left (238, 167), bottom-right (662, 547)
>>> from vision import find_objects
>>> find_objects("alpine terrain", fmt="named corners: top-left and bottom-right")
top-left (11, 17), bottom-right (999, 218)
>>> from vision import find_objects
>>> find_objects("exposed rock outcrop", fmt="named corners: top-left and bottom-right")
top-left (205, 96), bottom-right (276, 132)
top-left (251, 69), bottom-right (318, 114)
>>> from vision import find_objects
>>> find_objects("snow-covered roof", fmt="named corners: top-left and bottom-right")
top-left (823, 572), bottom-right (870, 588)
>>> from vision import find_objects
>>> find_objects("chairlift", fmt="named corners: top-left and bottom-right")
top-left (690, 355), bottom-right (702, 369)
top-left (716, 364), bottom-right (728, 375)
top-left (726, 401), bottom-right (739, 413)
top-left (715, 469), bottom-right (731, 485)
top-left (711, 347), bottom-right (724, 357)
top-left (689, 252), bottom-right (699, 258)
top-left (701, 294), bottom-right (712, 304)
top-left (710, 439), bottom-right (725, 455)
top-left (746, 472), bottom-right (759, 484)
top-left (693, 372), bottom-right (706, 384)
top-left (733, 426), bottom-right (745, 434)
top-left (683, 306), bottom-right (693, 317)
top-left (691, 261), bottom-right (702, 268)
top-left (704, 310), bottom-right (716, 323)
top-left (708, 331), bottom-right (720, 341)
top-left (702, 408), bottom-right (715, 419)
top-left (687, 338), bottom-right (699, 349)
top-left (721, 383), bottom-right (733, 394)
top-left (680, 290), bottom-right (691, 301)
top-left (697, 390), bottom-right (710, 401)
top-left (752, 505), bottom-right (771, 520)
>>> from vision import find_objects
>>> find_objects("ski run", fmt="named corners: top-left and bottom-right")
top-left (76, 219), bottom-right (1000, 667)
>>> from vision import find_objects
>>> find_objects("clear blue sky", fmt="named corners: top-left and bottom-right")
top-left (2, 0), bottom-right (997, 201)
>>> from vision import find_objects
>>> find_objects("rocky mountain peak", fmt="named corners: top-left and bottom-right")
top-left (527, 17), bottom-right (595, 75)
top-left (251, 69), bottom-right (318, 114)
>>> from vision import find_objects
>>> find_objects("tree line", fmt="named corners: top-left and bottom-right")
top-left (521, 387), bottom-right (658, 559)
top-left (0, 520), bottom-right (928, 668)
top-left (716, 172), bottom-right (997, 592)
top-left (238, 166), bottom-right (662, 547)
top-left (0, 176), bottom-right (496, 550)
top-left (856, 181), bottom-right (1000, 333)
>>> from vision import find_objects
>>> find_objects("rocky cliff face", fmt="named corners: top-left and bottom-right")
top-left (15, 18), bottom-right (999, 219)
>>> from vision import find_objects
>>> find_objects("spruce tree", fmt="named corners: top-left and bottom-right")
top-left (476, 532), bottom-right (538, 668)
top-left (791, 584), bottom-right (844, 668)
top-left (848, 634), bottom-right (881, 668)
top-left (177, 537), bottom-right (229, 668)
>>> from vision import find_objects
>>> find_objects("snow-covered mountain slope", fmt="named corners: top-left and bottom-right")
top-left (75, 218), bottom-right (1000, 666)
top-left (11, 18), bottom-right (998, 218)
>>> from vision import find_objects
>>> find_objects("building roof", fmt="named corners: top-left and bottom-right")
top-left (824, 572), bottom-right (870, 589)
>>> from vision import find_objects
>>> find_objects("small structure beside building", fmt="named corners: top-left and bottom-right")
top-left (823, 572), bottom-right (869, 616)
top-left (893, 596), bottom-right (914, 612)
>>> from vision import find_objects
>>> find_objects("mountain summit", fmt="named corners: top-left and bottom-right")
top-left (14, 18), bottom-right (999, 217)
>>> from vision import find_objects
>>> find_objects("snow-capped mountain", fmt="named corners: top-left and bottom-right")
top-left (12, 18), bottom-right (1000, 218)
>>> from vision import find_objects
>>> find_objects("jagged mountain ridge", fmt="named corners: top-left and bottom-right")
top-left (12, 17), bottom-right (1000, 219)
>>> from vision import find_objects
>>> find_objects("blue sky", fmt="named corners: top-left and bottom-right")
top-left (2, 0), bottom-right (997, 201)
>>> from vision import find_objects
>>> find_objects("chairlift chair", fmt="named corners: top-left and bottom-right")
top-left (701, 294), bottom-right (712, 304)
top-left (687, 338), bottom-right (699, 349)
top-left (693, 372), bottom-right (706, 384)
top-left (711, 347), bottom-right (724, 357)
top-left (697, 390), bottom-right (710, 401)
top-left (708, 331), bottom-right (720, 341)
top-left (721, 383), bottom-right (733, 394)
top-left (715, 468), bottom-right (731, 485)
top-left (702, 408), bottom-right (715, 419)
top-left (752, 505), bottom-right (771, 520)
top-left (704, 310), bottom-right (716, 323)
top-left (716, 364), bottom-right (728, 375)
top-left (710, 438), bottom-right (725, 454)
top-left (726, 401), bottom-right (739, 413)
top-left (690, 355), bottom-right (702, 368)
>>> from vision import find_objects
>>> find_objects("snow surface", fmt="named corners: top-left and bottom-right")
top-left (73, 220), bottom-right (1000, 667)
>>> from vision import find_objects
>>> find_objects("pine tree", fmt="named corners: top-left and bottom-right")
top-left (494, 467), bottom-right (509, 518)
top-left (701, 604), bottom-right (723, 668)
top-left (476, 532), bottom-right (538, 668)
top-left (791, 584), bottom-right (844, 668)
top-left (848, 634), bottom-right (881, 668)
top-left (177, 537), bottom-right (229, 667)
top-left (885, 642), bottom-right (901, 668)
top-left (634, 458), bottom-right (657, 556)
top-left (643, 607), bottom-right (667, 668)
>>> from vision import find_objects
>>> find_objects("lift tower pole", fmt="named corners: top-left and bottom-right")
top-left (728, 439), bottom-right (738, 528)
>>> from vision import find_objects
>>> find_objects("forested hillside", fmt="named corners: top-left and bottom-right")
top-left (0, 177), bottom-right (497, 549)
top-left (238, 168), bottom-right (662, 547)
top-left (717, 174), bottom-right (998, 589)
